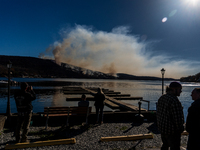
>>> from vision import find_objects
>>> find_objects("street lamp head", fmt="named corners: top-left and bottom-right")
top-left (161, 68), bottom-right (165, 75)
top-left (7, 60), bottom-right (12, 69)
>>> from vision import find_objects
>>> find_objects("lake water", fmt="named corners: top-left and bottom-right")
top-left (0, 77), bottom-right (200, 121)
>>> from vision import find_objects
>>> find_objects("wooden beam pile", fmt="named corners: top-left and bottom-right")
top-left (5, 138), bottom-right (76, 150)
top-left (100, 134), bottom-right (153, 142)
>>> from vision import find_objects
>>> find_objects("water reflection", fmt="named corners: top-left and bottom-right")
top-left (0, 78), bottom-right (200, 120)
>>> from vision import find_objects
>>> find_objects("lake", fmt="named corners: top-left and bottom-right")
top-left (0, 77), bottom-right (200, 121)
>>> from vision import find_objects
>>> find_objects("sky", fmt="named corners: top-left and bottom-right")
top-left (1, 0), bottom-right (200, 78)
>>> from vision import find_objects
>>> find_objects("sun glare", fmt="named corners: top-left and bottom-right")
top-left (184, 0), bottom-right (199, 6)
top-left (162, 17), bottom-right (167, 22)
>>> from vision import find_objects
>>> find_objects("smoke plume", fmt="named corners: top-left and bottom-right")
top-left (39, 25), bottom-right (199, 78)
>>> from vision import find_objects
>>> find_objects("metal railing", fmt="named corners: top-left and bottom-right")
top-left (139, 99), bottom-right (150, 111)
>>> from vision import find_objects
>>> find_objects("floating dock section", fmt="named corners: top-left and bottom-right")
top-left (64, 87), bottom-right (147, 111)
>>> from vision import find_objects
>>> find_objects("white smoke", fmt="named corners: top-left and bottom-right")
top-left (39, 25), bottom-right (199, 78)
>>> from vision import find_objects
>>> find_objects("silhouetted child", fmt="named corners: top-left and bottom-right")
top-left (78, 94), bottom-right (89, 107)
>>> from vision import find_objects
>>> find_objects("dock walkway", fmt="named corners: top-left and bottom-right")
top-left (80, 87), bottom-right (147, 111)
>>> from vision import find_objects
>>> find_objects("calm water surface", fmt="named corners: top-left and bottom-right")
top-left (0, 78), bottom-right (200, 121)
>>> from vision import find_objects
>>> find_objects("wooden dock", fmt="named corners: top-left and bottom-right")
top-left (63, 86), bottom-right (147, 111)
top-left (66, 96), bottom-right (143, 101)
top-left (113, 97), bottom-right (143, 100)
top-left (66, 97), bottom-right (95, 101)
top-left (105, 96), bottom-right (146, 111)
top-left (104, 94), bottom-right (131, 97)
top-left (63, 87), bottom-right (110, 92)
top-left (80, 87), bottom-right (147, 111)
top-left (104, 100), bottom-right (120, 109)
top-left (66, 97), bottom-right (121, 109)
top-left (63, 91), bottom-right (121, 95)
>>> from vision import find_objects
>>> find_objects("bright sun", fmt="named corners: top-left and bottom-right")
top-left (184, 0), bottom-right (199, 6)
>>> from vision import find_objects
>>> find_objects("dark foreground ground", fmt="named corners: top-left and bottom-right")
top-left (0, 118), bottom-right (188, 150)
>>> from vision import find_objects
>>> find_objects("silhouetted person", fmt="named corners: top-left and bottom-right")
top-left (14, 82), bottom-right (36, 143)
top-left (157, 81), bottom-right (184, 150)
top-left (186, 88), bottom-right (200, 149)
top-left (78, 94), bottom-right (89, 107)
top-left (94, 88), bottom-right (105, 124)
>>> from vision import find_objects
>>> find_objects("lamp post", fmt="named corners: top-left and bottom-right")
top-left (161, 68), bottom-right (165, 95)
top-left (6, 60), bottom-right (12, 117)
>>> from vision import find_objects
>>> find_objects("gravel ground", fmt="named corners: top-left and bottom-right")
top-left (0, 121), bottom-right (188, 150)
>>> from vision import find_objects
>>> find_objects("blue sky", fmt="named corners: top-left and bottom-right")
top-left (1, 0), bottom-right (200, 78)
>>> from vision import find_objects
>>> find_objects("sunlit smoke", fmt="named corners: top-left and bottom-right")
top-left (39, 25), bottom-right (199, 78)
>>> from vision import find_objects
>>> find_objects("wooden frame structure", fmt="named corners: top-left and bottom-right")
top-left (43, 106), bottom-right (92, 129)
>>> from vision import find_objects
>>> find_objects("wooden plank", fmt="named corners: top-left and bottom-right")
top-left (66, 97), bottom-right (95, 101)
top-left (87, 88), bottom-right (110, 92)
top-left (100, 134), bottom-right (153, 142)
top-left (44, 113), bottom-right (90, 117)
top-left (66, 97), bottom-right (143, 101)
top-left (44, 114), bottom-right (68, 117)
top-left (106, 97), bottom-right (147, 111)
top-left (113, 97), bottom-right (143, 100)
top-left (43, 107), bottom-right (92, 117)
top-left (62, 87), bottom-right (83, 90)
top-left (44, 107), bottom-right (68, 109)
top-left (105, 94), bottom-right (131, 97)
top-left (105, 92), bottom-right (121, 94)
top-left (63, 91), bottom-right (121, 94)
top-left (65, 96), bottom-right (119, 109)
top-left (63, 87), bottom-right (110, 92)
top-left (0, 115), bottom-right (7, 132)
top-left (44, 106), bottom-right (92, 129)
top-left (63, 89), bottom-right (85, 91)
top-left (82, 88), bottom-right (147, 111)
top-left (66, 98), bottom-right (120, 109)
top-left (63, 91), bottom-right (90, 94)
top-left (5, 138), bottom-right (76, 149)
top-left (66, 97), bottom-right (120, 109)
top-left (105, 100), bottom-right (120, 109)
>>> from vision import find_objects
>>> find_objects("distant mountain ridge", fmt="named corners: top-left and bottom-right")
top-left (0, 55), bottom-right (114, 79)
top-left (180, 73), bottom-right (200, 82)
top-left (116, 73), bottom-right (174, 80)
top-left (0, 55), bottom-right (174, 80)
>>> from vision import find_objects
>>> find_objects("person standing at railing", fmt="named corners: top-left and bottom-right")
top-left (14, 82), bottom-right (36, 143)
top-left (157, 81), bottom-right (184, 150)
top-left (94, 88), bottom-right (105, 124)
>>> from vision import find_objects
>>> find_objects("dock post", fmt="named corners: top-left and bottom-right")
top-left (138, 101), bottom-right (141, 115)
top-left (134, 101), bottom-right (144, 122)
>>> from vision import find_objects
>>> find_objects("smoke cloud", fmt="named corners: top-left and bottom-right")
top-left (39, 25), bottom-right (199, 78)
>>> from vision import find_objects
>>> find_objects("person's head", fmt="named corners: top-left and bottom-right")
top-left (97, 88), bottom-right (103, 94)
top-left (191, 88), bottom-right (200, 101)
top-left (81, 94), bottom-right (86, 101)
top-left (20, 82), bottom-right (29, 91)
top-left (167, 81), bottom-right (182, 96)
